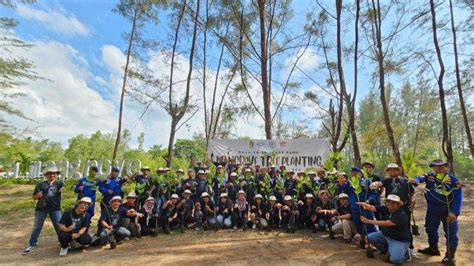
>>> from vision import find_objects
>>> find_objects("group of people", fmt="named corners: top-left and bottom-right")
top-left (22, 158), bottom-right (463, 265)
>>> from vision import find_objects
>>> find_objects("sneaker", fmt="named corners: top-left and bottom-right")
top-left (252, 224), bottom-right (257, 230)
top-left (233, 226), bottom-right (238, 230)
top-left (59, 247), bottom-right (68, 257)
top-left (23, 245), bottom-right (36, 255)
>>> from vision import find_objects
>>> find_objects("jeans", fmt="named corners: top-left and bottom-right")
top-left (368, 231), bottom-right (410, 264)
top-left (250, 214), bottom-right (268, 228)
top-left (99, 227), bottom-right (130, 245)
top-left (216, 214), bottom-right (232, 227)
top-left (195, 211), bottom-right (217, 229)
top-left (28, 210), bottom-right (62, 246)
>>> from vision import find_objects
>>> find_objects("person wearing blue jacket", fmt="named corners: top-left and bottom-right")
top-left (74, 166), bottom-right (99, 217)
top-left (342, 167), bottom-right (378, 248)
top-left (413, 159), bottom-right (463, 265)
top-left (99, 167), bottom-right (127, 209)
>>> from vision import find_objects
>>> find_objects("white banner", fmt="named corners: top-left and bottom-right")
top-left (208, 139), bottom-right (330, 172)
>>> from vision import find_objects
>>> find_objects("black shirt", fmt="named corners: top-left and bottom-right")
top-left (251, 203), bottom-right (268, 216)
top-left (376, 206), bottom-right (411, 242)
top-left (381, 177), bottom-right (414, 205)
top-left (100, 206), bottom-right (128, 228)
top-left (336, 205), bottom-right (352, 217)
top-left (33, 180), bottom-right (63, 211)
top-left (59, 208), bottom-right (91, 232)
top-left (217, 201), bottom-right (232, 215)
top-left (199, 200), bottom-right (215, 215)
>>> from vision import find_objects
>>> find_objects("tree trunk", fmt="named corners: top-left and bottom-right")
top-left (166, 117), bottom-right (178, 167)
top-left (203, 0), bottom-right (209, 146)
top-left (336, 0), bottom-right (360, 165)
top-left (350, 0), bottom-right (362, 166)
top-left (112, 9), bottom-right (138, 160)
top-left (372, 0), bottom-right (403, 168)
top-left (449, 0), bottom-right (474, 157)
top-left (430, 0), bottom-right (454, 171)
top-left (257, 0), bottom-right (272, 139)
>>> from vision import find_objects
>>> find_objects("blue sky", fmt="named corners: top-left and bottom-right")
top-left (1, 0), bottom-right (472, 149)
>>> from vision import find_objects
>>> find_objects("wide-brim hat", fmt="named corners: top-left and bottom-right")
top-left (109, 196), bottom-right (122, 203)
top-left (318, 190), bottom-right (329, 197)
top-left (268, 195), bottom-right (277, 201)
top-left (198, 170), bottom-right (205, 175)
top-left (230, 172), bottom-right (238, 177)
top-left (201, 192), bottom-right (210, 198)
top-left (78, 197), bottom-right (92, 204)
top-left (126, 192), bottom-right (138, 198)
top-left (254, 194), bottom-right (263, 199)
top-left (145, 196), bottom-right (156, 203)
top-left (429, 159), bottom-right (449, 168)
top-left (284, 195), bottom-right (292, 201)
top-left (141, 166), bottom-right (150, 171)
top-left (171, 194), bottom-right (179, 199)
top-left (219, 193), bottom-right (228, 198)
top-left (338, 193), bottom-right (349, 199)
top-left (362, 161), bottom-right (375, 168)
top-left (43, 167), bottom-right (61, 175)
top-left (305, 193), bottom-right (314, 199)
top-left (237, 190), bottom-right (246, 196)
top-left (176, 169), bottom-right (184, 173)
top-left (385, 163), bottom-right (401, 172)
top-left (386, 194), bottom-right (403, 206)
top-left (184, 189), bottom-right (192, 195)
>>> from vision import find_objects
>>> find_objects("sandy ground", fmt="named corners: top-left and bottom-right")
top-left (0, 183), bottom-right (473, 265)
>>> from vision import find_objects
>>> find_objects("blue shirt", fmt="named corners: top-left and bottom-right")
top-left (99, 176), bottom-right (126, 204)
top-left (415, 173), bottom-right (463, 215)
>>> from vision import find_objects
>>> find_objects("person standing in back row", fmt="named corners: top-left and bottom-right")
top-left (23, 167), bottom-right (65, 255)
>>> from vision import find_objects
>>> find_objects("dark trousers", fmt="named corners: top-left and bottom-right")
top-left (141, 217), bottom-right (158, 236)
top-left (232, 210), bottom-right (248, 228)
top-left (281, 212), bottom-right (298, 229)
top-left (58, 231), bottom-right (92, 248)
top-left (159, 215), bottom-right (179, 230)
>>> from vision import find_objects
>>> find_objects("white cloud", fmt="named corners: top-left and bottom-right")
top-left (16, 4), bottom-right (90, 37)
top-left (6, 40), bottom-right (116, 144)
top-left (284, 47), bottom-right (319, 76)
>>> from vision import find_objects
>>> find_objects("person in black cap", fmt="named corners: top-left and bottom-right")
top-left (74, 166), bottom-right (99, 218)
top-left (412, 159), bottom-right (463, 265)
top-left (98, 166), bottom-right (127, 210)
